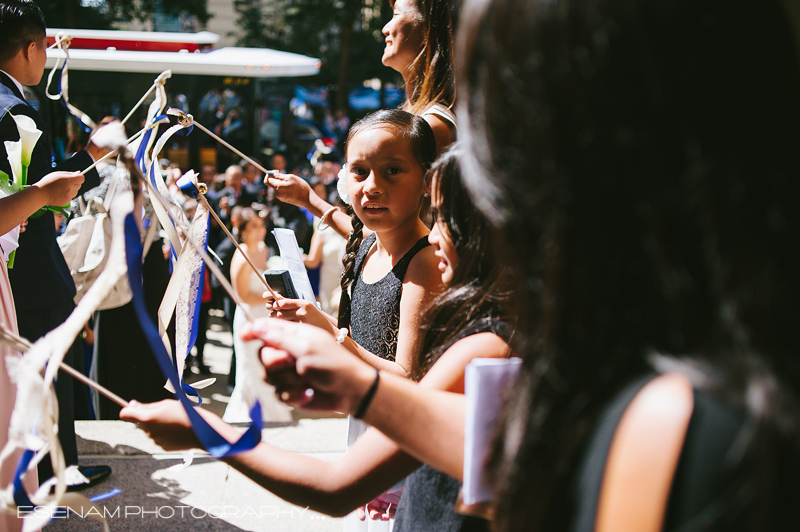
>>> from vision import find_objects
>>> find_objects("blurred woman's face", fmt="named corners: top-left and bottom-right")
top-left (241, 216), bottom-right (266, 243)
top-left (382, 0), bottom-right (424, 74)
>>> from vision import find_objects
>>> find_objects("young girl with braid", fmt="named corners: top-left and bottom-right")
top-left (267, 109), bottom-right (443, 377)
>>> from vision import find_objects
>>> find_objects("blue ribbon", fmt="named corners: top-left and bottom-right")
top-left (90, 489), bottom-right (122, 503)
top-left (176, 173), bottom-right (201, 198)
top-left (124, 213), bottom-right (262, 457)
top-left (12, 449), bottom-right (35, 509)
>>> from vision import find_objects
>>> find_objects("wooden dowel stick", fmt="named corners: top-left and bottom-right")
top-left (191, 121), bottom-right (273, 176)
top-left (59, 361), bottom-right (129, 408)
top-left (0, 326), bottom-right (129, 408)
top-left (197, 195), bottom-right (278, 299)
top-left (121, 83), bottom-right (159, 126)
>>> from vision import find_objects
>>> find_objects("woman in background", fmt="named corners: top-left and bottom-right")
top-left (223, 207), bottom-right (292, 423)
top-left (263, 0), bottom-right (457, 239)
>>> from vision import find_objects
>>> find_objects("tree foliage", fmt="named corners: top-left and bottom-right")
top-left (233, 0), bottom-right (396, 108)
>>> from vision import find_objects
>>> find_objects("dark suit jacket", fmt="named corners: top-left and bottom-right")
top-left (1, 71), bottom-right (99, 311)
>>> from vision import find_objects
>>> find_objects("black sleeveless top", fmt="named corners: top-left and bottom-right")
top-left (349, 232), bottom-right (430, 361)
top-left (393, 318), bottom-right (513, 532)
top-left (568, 375), bottom-right (750, 532)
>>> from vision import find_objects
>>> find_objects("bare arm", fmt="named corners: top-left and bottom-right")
top-left (119, 329), bottom-right (508, 515)
top-left (247, 319), bottom-right (511, 480)
top-left (392, 246), bottom-right (444, 373)
top-left (121, 399), bottom-right (418, 516)
top-left (302, 230), bottom-right (324, 269)
top-left (595, 374), bottom-right (694, 532)
top-left (265, 173), bottom-right (352, 238)
top-left (231, 249), bottom-right (267, 307)
top-left (0, 171), bottom-right (84, 235)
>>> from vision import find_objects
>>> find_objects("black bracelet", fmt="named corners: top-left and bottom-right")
top-left (354, 368), bottom-right (380, 419)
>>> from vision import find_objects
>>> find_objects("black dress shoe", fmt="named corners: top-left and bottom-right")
top-left (67, 465), bottom-right (112, 492)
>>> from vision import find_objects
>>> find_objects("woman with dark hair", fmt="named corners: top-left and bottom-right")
top-left (197, 0), bottom-right (800, 530)
top-left (262, 0), bottom-right (456, 240)
top-left (383, 0), bottom-right (456, 151)
top-left (121, 146), bottom-right (513, 531)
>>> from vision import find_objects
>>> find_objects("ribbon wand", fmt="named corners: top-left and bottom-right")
top-left (176, 171), bottom-right (280, 300)
top-left (140, 173), bottom-right (258, 322)
top-left (200, 194), bottom-right (279, 300)
top-left (0, 325), bottom-right (129, 408)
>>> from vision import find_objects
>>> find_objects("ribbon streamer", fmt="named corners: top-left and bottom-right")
top-left (45, 32), bottom-right (96, 132)
top-left (177, 171), bottom-right (279, 299)
top-left (124, 213), bottom-right (263, 457)
top-left (0, 325), bottom-right (128, 408)
top-left (0, 188), bottom-right (134, 531)
top-left (157, 183), bottom-right (212, 394)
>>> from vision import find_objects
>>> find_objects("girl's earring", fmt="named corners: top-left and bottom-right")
top-left (423, 192), bottom-right (430, 198)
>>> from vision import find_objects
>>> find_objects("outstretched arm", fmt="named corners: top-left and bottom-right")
top-left (0, 171), bottom-right (84, 235)
top-left (264, 173), bottom-right (352, 238)
top-left (246, 318), bottom-right (511, 480)
top-left (121, 399), bottom-right (419, 517)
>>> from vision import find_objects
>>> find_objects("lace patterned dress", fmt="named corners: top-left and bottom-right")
top-left (349, 233), bottom-right (431, 361)
top-left (344, 232), bottom-right (430, 532)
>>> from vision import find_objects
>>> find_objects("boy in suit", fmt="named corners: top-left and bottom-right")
top-left (0, 0), bottom-right (110, 489)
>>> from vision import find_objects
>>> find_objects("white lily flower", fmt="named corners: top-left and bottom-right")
top-left (9, 112), bottom-right (42, 170)
top-left (4, 139), bottom-right (23, 186)
top-left (337, 163), bottom-right (350, 205)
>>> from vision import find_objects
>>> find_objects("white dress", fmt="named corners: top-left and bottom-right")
top-left (313, 218), bottom-right (347, 316)
top-left (222, 269), bottom-right (293, 423)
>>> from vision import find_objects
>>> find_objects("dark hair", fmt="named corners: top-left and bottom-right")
top-left (337, 109), bottom-right (437, 329)
top-left (0, 1), bottom-right (45, 64)
top-left (457, 0), bottom-right (800, 529)
top-left (391, 0), bottom-right (456, 115)
top-left (237, 207), bottom-right (261, 239)
top-left (412, 145), bottom-right (512, 380)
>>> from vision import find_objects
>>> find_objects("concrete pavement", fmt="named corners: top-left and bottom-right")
top-left (43, 313), bottom-right (348, 532)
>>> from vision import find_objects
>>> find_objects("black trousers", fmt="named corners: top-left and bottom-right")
top-left (16, 300), bottom-right (81, 479)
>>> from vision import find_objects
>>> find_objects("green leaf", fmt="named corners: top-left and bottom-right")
top-left (0, 170), bottom-right (21, 196)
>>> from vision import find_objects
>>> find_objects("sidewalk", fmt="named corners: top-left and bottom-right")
top-left (43, 313), bottom-right (347, 532)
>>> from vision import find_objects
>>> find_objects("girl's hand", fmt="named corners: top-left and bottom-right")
top-left (262, 290), bottom-right (284, 315)
top-left (271, 298), bottom-right (334, 333)
top-left (240, 318), bottom-right (376, 414)
top-left (264, 173), bottom-right (315, 209)
top-left (34, 171), bottom-right (84, 206)
top-left (119, 399), bottom-right (202, 451)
